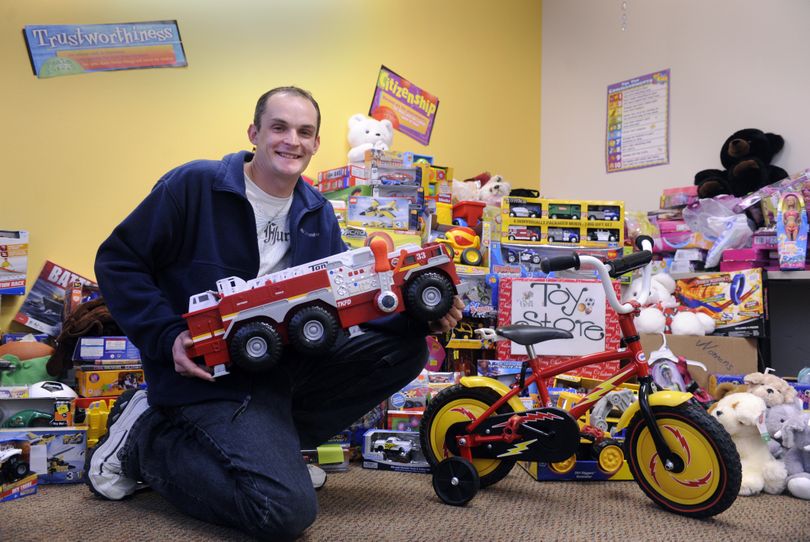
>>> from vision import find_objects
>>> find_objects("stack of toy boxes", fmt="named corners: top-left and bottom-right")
top-left (501, 197), bottom-right (624, 249)
top-left (72, 336), bottom-right (144, 398)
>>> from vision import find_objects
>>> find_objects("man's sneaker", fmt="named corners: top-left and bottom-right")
top-left (85, 389), bottom-right (149, 500)
top-left (308, 464), bottom-right (327, 490)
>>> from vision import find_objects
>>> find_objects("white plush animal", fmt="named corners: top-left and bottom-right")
top-left (347, 114), bottom-right (393, 164)
top-left (479, 175), bottom-right (512, 207)
top-left (711, 392), bottom-right (788, 496)
top-left (623, 273), bottom-right (715, 336)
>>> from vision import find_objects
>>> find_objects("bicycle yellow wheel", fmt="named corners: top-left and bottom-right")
top-left (624, 402), bottom-right (741, 518)
top-left (420, 385), bottom-right (515, 488)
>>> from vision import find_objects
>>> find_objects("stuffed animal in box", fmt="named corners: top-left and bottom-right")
top-left (694, 129), bottom-right (788, 199)
top-left (347, 114), bottom-right (393, 164)
top-left (710, 392), bottom-right (788, 496)
top-left (773, 411), bottom-right (810, 499)
top-left (622, 273), bottom-right (715, 336)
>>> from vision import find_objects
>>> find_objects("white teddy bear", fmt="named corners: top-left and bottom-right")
top-left (478, 175), bottom-right (512, 207)
top-left (347, 114), bottom-right (393, 164)
top-left (711, 392), bottom-right (788, 496)
top-left (622, 272), bottom-right (715, 336)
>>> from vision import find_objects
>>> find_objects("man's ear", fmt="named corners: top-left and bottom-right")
top-left (313, 135), bottom-right (321, 154)
top-left (247, 124), bottom-right (258, 146)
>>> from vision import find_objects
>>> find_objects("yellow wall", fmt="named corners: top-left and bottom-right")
top-left (0, 0), bottom-right (541, 332)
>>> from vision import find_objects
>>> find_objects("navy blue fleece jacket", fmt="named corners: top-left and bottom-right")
top-left (95, 150), bottom-right (424, 407)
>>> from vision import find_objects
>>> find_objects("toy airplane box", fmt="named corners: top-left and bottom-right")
top-left (0, 230), bottom-right (28, 295)
top-left (347, 195), bottom-right (419, 231)
top-left (362, 429), bottom-right (430, 473)
top-left (0, 427), bottom-right (87, 484)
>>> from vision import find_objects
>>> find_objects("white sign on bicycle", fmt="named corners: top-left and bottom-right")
top-left (509, 278), bottom-right (606, 357)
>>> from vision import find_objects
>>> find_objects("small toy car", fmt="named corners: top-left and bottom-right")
top-left (437, 227), bottom-right (484, 266)
top-left (588, 229), bottom-right (619, 242)
top-left (506, 249), bottom-right (542, 265)
top-left (587, 208), bottom-right (620, 221)
top-left (548, 203), bottom-right (581, 220)
top-left (372, 436), bottom-right (415, 462)
top-left (0, 446), bottom-right (30, 483)
top-left (507, 228), bottom-right (540, 242)
top-left (509, 206), bottom-right (540, 219)
top-left (547, 228), bottom-right (580, 244)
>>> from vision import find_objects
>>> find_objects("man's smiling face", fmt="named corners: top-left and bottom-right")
top-left (248, 92), bottom-right (320, 186)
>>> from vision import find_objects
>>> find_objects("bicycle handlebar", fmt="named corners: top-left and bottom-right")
top-left (539, 235), bottom-right (654, 315)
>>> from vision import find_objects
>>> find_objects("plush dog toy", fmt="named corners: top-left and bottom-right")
top-left (710, 392), bottom-right (787, 496)
top-left (478, 174), bottom-right (512, 207)
top-left (744, 371), bottom-right (798, 408)
top-left (347, 114), bottom-right (393, 164)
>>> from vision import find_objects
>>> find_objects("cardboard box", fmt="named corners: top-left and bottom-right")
top-left (361, 429), bottom-right (430, 473)
top-left (520, 458), bottom-right (633, 481)
top-left (640, 334), bottom-right (758, 391)
top-left (75, 367), bottom-right (144, 398)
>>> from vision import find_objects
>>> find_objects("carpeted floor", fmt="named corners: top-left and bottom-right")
top-left (1, 464), bottom-right (807, 541)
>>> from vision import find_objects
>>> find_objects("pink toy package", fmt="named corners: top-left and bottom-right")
top-left (776, 191), bottom-right (809, 270)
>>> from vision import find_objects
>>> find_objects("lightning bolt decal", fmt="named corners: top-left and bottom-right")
top-left (450, 407), bottom-right (477, 421)
top-left (664, 426), bottom-right (691, 464)
top-left (492, 411), bottom-right (561, 428)
top-left (497, 439), bottom-right (538, 457)
top-left (649, 454), bottom-right (660, 487)
top-left (672, 471), bottom-right (713, 488)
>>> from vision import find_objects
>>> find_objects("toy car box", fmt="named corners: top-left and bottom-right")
top-left (0, 230), bottom-right (28, 295)
top-left (75, 367), bottom-right (145, 398)
top-left (362, 429), bottom-right (429, 473)
top-left (0, 472), bottom-right (38, 502)
top-left (388, 370), bottom-right (430, 410)
top-left (0, 427), bottom-right (87, 484)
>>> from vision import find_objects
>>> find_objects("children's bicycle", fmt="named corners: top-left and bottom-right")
top-left (419, 236), bottom-right (742, 517)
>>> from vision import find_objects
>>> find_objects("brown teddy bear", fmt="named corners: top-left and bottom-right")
top-left (744, 371), bottom-right (798, 407)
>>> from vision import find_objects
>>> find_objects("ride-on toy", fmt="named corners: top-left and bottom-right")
top-left (420, 236), bottom-right (742, 517)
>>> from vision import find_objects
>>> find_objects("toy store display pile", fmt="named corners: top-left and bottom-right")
top-left (2, 116), bottom-right (810, 529)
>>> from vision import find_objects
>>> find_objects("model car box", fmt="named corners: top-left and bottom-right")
top-left (0, 230), bottom-right (28, 295)
top-left (0, 427), bottom-right (87, 484)
top-left (387, 370), bottom-right (430, 410)
top-left (0, 472), bottom-right (38, 502)
top-left (674, 268), bottom-right (765, 337)
top-left (640, 334), bottom-right (758, 391)
top-left (75, 367), bottom-right (144, 398)
top-left (72, 336), bottom-right (141, 363)
top-left (362, 429), bottom-right (429, 473)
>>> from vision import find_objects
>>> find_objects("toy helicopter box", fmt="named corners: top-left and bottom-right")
top-left (361, 429), bottom-right (430, 473)
top-left (0, 230), bottom-right (28, 295)
top-left (674, 268), bottom-right (765, 337)
top-left (0, 427), bottom-right (87, 484)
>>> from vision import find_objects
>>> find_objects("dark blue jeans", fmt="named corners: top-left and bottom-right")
top-left (124, 327), bottom-right (427, 541)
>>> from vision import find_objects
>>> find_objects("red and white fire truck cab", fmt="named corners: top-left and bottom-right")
top-left (183, 239), bottom-right (461, 377)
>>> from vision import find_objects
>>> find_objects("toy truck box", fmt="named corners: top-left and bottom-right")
top-left (0, 472), bottom-right (38, 502)
top-left (184, 241), bottom-right (461, 378)
top-left (362, 429), bottom-right (430, 473)
top-left (0, 427), bottom-right (87, 484)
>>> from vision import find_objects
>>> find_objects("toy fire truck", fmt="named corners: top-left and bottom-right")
top-left (183, 239), bottom-right (461, 377)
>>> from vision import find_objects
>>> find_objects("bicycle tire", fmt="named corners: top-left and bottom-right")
top-left (420, 385), bottom-right (516, 488)
top-left (624, 401), bottom-right (741, 518)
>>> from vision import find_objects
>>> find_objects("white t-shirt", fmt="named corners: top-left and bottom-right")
top-left (244, 173), bottom-right (292, 276)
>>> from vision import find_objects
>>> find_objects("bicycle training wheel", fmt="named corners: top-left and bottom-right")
top-left (624, 401), bottom-right (741, 518)
top-left (420, 385), bottom-right (516, 488)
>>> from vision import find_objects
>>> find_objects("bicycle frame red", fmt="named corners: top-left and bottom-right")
top-left (463, 308), bottom-right (650, 439)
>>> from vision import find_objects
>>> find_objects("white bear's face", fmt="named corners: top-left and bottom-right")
top-left (710, 392), bottom-right (767, 436)
top-left (347, 114), bottom-right (393, 147)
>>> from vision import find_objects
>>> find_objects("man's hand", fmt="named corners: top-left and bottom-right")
top-left (172, 330), bottom-right (215, 382)
top-left (428, 296), bottom-right (465, 335)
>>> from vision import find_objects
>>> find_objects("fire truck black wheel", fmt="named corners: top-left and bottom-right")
top-left (229, 321), bottom-right (282, 372)
top-left (288, 305), bottom-right (339, 355)
top-left (403, 271), bottom-right (454, 322)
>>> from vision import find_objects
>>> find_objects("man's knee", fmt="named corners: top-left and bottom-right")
top-left (240, 487), bottom-right (317, 541)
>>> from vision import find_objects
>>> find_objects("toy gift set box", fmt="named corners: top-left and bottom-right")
top-left (75, 367), bottom-right (144, 398)
top-left (0, 229), bottom-right (29, 295)
top-left (347, 195), bottom-right (420, 231)
top-left (0, 427), bottom-right (87, 484)
top-left (362, 429), bottom-right (429, 473)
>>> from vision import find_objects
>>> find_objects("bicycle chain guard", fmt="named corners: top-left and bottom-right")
top-left (445, 407), bottom-right (580, 463)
